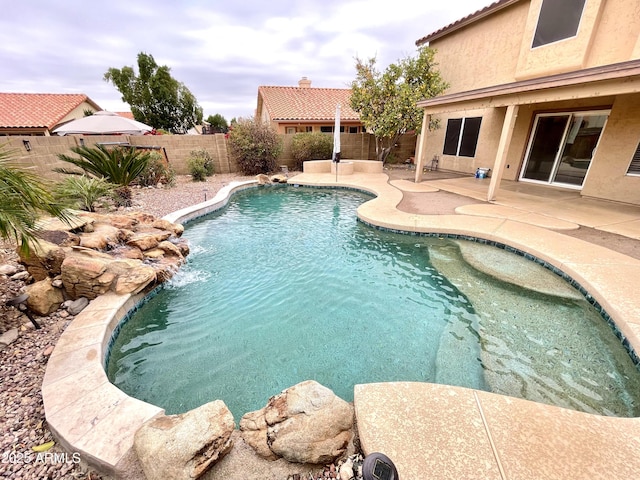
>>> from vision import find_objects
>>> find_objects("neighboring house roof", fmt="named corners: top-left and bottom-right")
top-left (115, 111), bottom-right (135, 120)
top-left (0, 93), bottom-right (101, 129)
top-left (258, 86), bottom-right (359, 122)
top-left (416, 0), bottom-right (523, 45)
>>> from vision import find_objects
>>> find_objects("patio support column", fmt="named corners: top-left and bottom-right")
top-left (488, 104), bottom-right (519, 201)
top-left (413, 110), bottom-right (430, 183)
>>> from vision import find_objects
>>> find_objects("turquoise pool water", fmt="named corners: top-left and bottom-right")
top-left (106, 186), bottom-right (640, 419)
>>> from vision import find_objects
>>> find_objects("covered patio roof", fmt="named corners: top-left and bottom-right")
top-left (414, 59), bottom-right (640, 199)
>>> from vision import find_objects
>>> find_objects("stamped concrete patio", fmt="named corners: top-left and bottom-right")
top-left (42, 169), bottom-right (640, 479)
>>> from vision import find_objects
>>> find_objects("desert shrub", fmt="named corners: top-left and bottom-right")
top-left (138, 152), bottom-right (176, 187)
top-left (187, 149), bottom-right (215, 182)
top-left (290, 132), bottom-right (334, 170)
top-left (227, 118), bottom-right (282, 175)
top-left (54, 176), bottom-right (114, 212)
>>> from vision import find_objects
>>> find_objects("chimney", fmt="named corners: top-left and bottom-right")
top-left (298, 77), bottom-right (312, 88)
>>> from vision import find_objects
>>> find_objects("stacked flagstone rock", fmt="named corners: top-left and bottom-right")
top-left (18, 211), bottom-right (188, 316)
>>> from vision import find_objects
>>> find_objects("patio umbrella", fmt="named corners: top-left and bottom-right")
top-left (332, 103), bottom-right (341, 181)
top-left (52, 111), bottom-right (153, 136)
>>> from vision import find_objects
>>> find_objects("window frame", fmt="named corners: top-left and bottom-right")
top-left (443, 117), bottom-right (482, 158)
top-left (532, 0), bottom-right (586, 49)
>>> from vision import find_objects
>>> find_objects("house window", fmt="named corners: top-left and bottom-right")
top-left (627, 142), bottom-right (640, 176)
top-left (349, 126), bottom-right (359, 133)
top-left (443, 117), bottom-right (482, 157)
top-left (306, 126), bottom-right (313, 132)
top-left (532, 0), bottom-right (586, 48)
top-left (320, 126), bottom-right (333, 133)
top-left (286, 127), bottom-right (296, 134)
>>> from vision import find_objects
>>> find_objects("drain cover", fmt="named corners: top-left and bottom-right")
top-left (363, 452), bottom-right (399, 480)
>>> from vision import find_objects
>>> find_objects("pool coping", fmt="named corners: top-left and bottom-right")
top-left (42, 175), bottom-right (640, 478)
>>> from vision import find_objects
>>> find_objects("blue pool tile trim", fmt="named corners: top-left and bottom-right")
top-left (103, 286), bottom-right (162, 370)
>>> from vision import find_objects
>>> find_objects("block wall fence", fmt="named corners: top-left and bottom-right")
top-left (3, 133), bottom-right (417, 178)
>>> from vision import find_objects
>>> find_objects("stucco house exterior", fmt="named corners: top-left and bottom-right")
top-left (413, 0), bottom-right (640, 206)
top-left (0, 93), bottom-right (101, 136)
top-left (256, 77), bottom-right (364, 134)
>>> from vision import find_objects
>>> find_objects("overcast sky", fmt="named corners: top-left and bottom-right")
top-left (0, 0), bottom-right (495, 121)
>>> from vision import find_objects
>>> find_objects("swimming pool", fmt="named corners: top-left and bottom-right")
top-left (106, 186), bottom-right (640, 419)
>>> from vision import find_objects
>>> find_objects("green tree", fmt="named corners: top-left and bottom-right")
top-left (350, 46), bottom-right (448, 163)
top-left (104, 52), bottom-right (203, 133)
top-left (205, 114), bottom-right (229, 133)
top-left (0, 144), bottom-right (70, 256)
top-left (227, 117), bottom-right (282, 175)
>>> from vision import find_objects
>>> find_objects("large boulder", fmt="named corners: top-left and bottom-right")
top-left (152, 218), bottom-right (184, 237)
top-left (18, 212), bottom-right (187, 300)
top-left (126, 228), bottom-right (172, 251)
top-left (61, 248), bottom-right (156, 299)
top-left (19, 240), bottom-right (66, 281)
top-left (256, 174), bottom-right (273, 185)
top-left (60, 249), bottom-right (113, 299)
top-left (25, 278), bottom-right (64, 316)
top-left (79, 223), bottom-right (124, 250)
top-left (111, 259), bottom-right (156, 295)
top-left (134, 400), bottom-right (235, 480)
top-left (38, 230), bottom-right (80, 247)
top-left (156, 240), bottom-right (184, 258)
top-left (240, 380), bottom-right (355, 465)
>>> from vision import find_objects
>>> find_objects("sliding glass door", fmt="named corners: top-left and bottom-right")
top-left (521, 111), bottom-right (609, 187)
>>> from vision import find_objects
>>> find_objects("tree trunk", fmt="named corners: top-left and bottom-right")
top-left (375, 132), bottom-right (403, 164)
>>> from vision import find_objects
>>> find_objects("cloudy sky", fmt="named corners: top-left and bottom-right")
top-left (0, 0), bottom-right (495, 121)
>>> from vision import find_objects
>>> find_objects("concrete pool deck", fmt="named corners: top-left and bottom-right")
top-left (42, 172), bottom-right (640, 479)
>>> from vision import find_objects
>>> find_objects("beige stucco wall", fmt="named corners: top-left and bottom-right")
top-left (429, 2), bottom-right (529, 94)
top-left (419, 94), bottom-right (625, 183)
top-left (429, 0), bottom-right (640, 93)
top-left (585, 0), bottom-right (640, 66)
top-left (421, 108), bottom-right (509, 176)
top-left (53, 102), bottom-right (99, 131)
top-left (581, 93), bottom-right (640, 204)
top-left (418, 1), bottom-right (640, 205)
top-left (514, 0), bottom-right (607, 79)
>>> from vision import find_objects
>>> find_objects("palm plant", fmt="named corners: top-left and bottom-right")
top-left (57, 144), bottom-right (152, 206)
top-left (0, 144), bottom-right (70, 256)
top-left (54, 176), bottom-right (114, 212)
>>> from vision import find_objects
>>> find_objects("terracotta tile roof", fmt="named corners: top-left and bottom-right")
top-left (258, 86), bottom-right (359, 121)
top-left (115, 111), bottom-right (135, 120)
top-left (0, 93), bottom-right (101, 129)
top-left (416, 0), bottom-right (523, 45)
